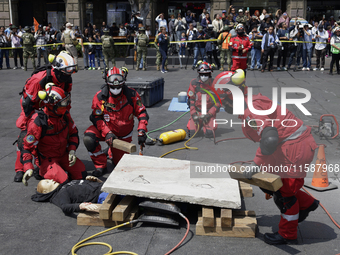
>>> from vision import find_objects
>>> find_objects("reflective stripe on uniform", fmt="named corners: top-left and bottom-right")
top-left (282, 124), bottom-right (307, 142)
top-left (232, 56), bottom-right (247, 59)
top-left (88, 150), bottom-right (105, 157)
top-left (282, 213), bottom-right (299, 221)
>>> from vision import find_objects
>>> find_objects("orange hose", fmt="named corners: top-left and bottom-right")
top-left (302, 187), bottom-right (340, 229)
top-left (164, 216), bottom-right (190, 255)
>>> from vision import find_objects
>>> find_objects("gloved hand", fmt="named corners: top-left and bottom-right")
top-left (68, 150), bottom-right (77, 167)
top-left (192, 114), bottom-right (200, 123)
top-left (242, 163), bottom-right (261, 180)
top-left (105, 132), bottom-right (116, 147)
top-left (202, 113), bottom-right (212, 124)
top-left (79, 202), bottom-right (99, 211)
top-left (86, 175), bottom-right (103, 183)
top-left (22, 169), bottom-right (33, 186)
top-left (138, 129), bottom-right (147, 145)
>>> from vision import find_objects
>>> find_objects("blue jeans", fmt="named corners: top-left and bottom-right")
top-left (250, 48), bottom-right (261, 69)
top-left (303, 47), bottom-right (312, 68)
top-left (95, 49), bottom-right (105, 68)
top-left (193, 47), bottom-right (206, 67)
top-left (88, 53), bottom-right (95, 68)
top-left (180, 45), bottom-right (186, 56)
top-left (159, 48), bottom-right (167, 71)
top-left (0, 49), bottom-right (10, 68)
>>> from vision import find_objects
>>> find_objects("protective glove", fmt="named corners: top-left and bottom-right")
top-left (138, 129), bottom-right (147, 145)
top-left (192, 114), bottom-right (200, 123)
top-left (86, 176), bottom-right (103, 183)
top-left (242, 163), bottom-right (261, 180)
top-left (202, 113), bottom-right (212, 124)
top-left (68, 150), bottom-right (77, 167)
top-left (105, 132), bottom-right (117, 147)
top-left (22, 169), bottom-right (33, 186)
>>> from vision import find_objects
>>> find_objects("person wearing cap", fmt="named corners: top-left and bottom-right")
top-left (35, 24), bottom-right (49, 68)
top-left (22, 26), bottom-right (36, 71)
top-left (4, 23), bottom-right (12, 37)
top-left (230, 24), bottom-right (251, 72)
top-left (221, 10), bottom-right (228, 25)
top-left (217, 25), bottom-right (232, 70)
top-left (329, 27), bottom-right (340, 75)
top-left (135, 26), bottom-right (149, 71)
top-left (101, 28), bottom-right (115, 69)
top-left (302, 24), bottom-right (313, 71)
top-left (61, 22), bottom-right (78, 70)
top-left (236, 9), bottom-right (248, 27)
top-left (83, 66), bottom-right (148, 177)
top-left (249, 26), bottom-right (263, 70)
top-left (313, 24), bottom-right (328, 71)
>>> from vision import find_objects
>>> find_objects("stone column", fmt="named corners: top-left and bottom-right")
top-left (0, 0), bottom-right (10, 27)
top-left (210, 0), bottom-right (228, 19)
top-left (286, 0), bottom-right (307, 19)
top-left (65, 0), bottom-right (81, 27)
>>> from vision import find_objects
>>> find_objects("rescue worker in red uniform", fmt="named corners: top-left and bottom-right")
top-left (83, 67), bottom-right (149, 177)
top-left (223, 91), bottom-right (320, 245)
top-left (21, 86), bottom-right (86, 185)
top-left (187, 62), bottom-right (221, 138)
top-left (14, 51), bottom-right (77, 183)
top-left (229, 24), bottom-right (251, 73)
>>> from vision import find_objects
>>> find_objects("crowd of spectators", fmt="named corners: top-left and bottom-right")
top-left (2, 8), bottom-right (340, 73)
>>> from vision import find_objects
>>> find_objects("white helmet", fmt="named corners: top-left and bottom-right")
top-left (49, 51), bottom-right (77, 74)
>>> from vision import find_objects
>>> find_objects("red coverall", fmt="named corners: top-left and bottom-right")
top-left (187, 78), bottom-right (220, 135)
top-left (15, 68), bottom-right (72, 174)
top-left (22, 110), bottom-right (84, 184)
top-left (239, 93), bottom-right (318, 240)
top-left (84, 86), bottom-right (148, 169)
top-left (229, 34), bottom-right (251, 71)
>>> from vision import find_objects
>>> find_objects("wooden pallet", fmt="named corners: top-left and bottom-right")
top-left (196, 207), bottom-right (257, 238)
top-left (77, 195), bottom-right (138, 227)
top-left (239, 181), bottom-right (253, 198)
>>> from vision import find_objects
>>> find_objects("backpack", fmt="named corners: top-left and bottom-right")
top-left (22, 34), bottom-right (32, 45)
top-left (102, 37), bottom-right (111, 48)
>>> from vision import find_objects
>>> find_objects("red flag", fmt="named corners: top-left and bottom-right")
top-left (33, 17), bottom-right (39, 32)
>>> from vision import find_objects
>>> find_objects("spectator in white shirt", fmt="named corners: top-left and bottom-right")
top-left (313, 25), bottom-right (328, 71)
top-left (302, 24), bottom-right (313, 70)
top-left (155, 13), bottom-right (168, 33)
top-left (212, 14), bottom-right (223, 33)
top-left (10, 25), bottom-right (24, 70)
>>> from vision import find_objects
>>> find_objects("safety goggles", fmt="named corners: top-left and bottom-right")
top-left (61, 65), bottom-right (77, 75)
top-left (107, 74), bottom-right (125, 87)
top-left (57, 93), bottom-right (71, 107)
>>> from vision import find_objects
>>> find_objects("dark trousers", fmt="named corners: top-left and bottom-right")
top-left (277, 46), bottom-right (288, 67)
top-left (330, 53), bottom-right (340, 74)
top-left (159, 48), bottom-right (167, 71)
top-left (262, 48), bottom-right (275, 71)
top-left (13, 48), bottom-right (24, 67)
top-left (207, 49), bottom-right (220, 68)
top-left (315, 48), bottom-right (326, 69)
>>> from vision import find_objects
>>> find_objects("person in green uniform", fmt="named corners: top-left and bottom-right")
top-left (136, 26), bottom-right (149, 71)
top-left (21, 26), bottom-right (36, 71)
top-left (101, 28), bottom-right (115, 69)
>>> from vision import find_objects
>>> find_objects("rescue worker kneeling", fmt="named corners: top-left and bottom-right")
top-left (222, 89), bottom-right (320, 245)
top-left (187, 62), bottom-right (220, 138)
top-left (83, 67), bottom-right (149, 177)
top-left (21, 85), bottom-right (86, 186)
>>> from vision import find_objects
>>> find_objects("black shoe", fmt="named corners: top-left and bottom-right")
top-left (91, 168), bottom-right (107, 177)
top-left (328, 72), bottom-right (333, 75)
top-left (192, 66), bottom-right (195, 70)
top-left (299, 199), bottom-right (319, 223)
top-left (264, 232), bottom-right (298, 245)
top-left (33, 168), bottom-right (43, 180)
top-left (14, 171), bottom-right (24, 182)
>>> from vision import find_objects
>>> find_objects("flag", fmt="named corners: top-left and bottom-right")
top-left (33, 17), bottom-right (39, 32)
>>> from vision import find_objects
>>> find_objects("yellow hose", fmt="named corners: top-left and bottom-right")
top-left (71, 221), bottom-right (138, 255)
top-left (159, 124), bottom-right (200, 158)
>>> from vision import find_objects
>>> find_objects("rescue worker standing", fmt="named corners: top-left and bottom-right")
top-left (229, 24), bottom-right (251, 73)
top-left (22, 26), bottom-right (36, 71)
top-left (154, 26), bottom-right (168, 71)
top-left (101, 28), bottom-right (115, 69)
top-left (135, 27), bottom-right (149, 71)
top-left (61, 23), bottom-right (78, 70)
top-left (14, 51), bottom-right (76, 182)
top-left (187, 62), bottom-right (220, 138)
top-left (222, 90), bottom-right (319, 245)
top-left (83, 67), bottom-right (149, 177)
top-left (21, 86), bottom-right (86, 185)
top-left (217, 25), bottom-right (232, 71)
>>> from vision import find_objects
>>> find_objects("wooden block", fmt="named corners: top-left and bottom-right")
top-left (233, 210), bottom-right (256, 217)
top-left (115, 205), bottom-right (139, 228)
top-left (99, 194), bottom-right (119, 220)
top-left (112, 196), bottom-right (136, 221)
top-left (228, 164), bottom-right (283, 192)
top-left (239, 181), bottom-right (253, 198)
top-left (202, 207), bottom-right (215, 227)
top-left (196, 211), bottom-right (257, 238)
top-left (112, 139), bottom-right (136, 153)
top-left (220, 209), bottom-right (232, 228)
top-left (77, 211), bottom-right (117, 227)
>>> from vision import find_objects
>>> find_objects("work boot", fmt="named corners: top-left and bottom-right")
top-left (14, 171), bottom-right (24, 182)
top-left (219, 66), bottom-right (224, 71)
top-left (264, 232), bottom-right (298, 245)
top-left (135, 67), bottom-right (139, 71)
top-left (142, 67), bottom-right (146, 71)
top-left (92, 167), bottom-right (107, 178)
top-left (299, 199), bottom-right (319, 223)
top-left (24, 66), bottom-right (27, 71)
top-left (165, 66), bottom-right (168, 71)
top-left (157, 65), bottom-right (160, 71)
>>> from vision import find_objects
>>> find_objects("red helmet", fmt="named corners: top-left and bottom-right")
top-left (106, 67), bottom-right (126, 87)
top-left (197, 62), bottom-right (213, 74)
top-left (40, 86), bottom-right (70, 116)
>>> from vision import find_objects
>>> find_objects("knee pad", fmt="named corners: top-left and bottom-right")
top-left (273, 191), bottom-right (297, 214)
top-left (83, 133), bottom-right (97, 152)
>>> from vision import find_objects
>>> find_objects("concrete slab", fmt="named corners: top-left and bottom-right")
top-left (102, 154), bottom-right (241, 209)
